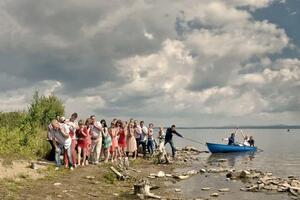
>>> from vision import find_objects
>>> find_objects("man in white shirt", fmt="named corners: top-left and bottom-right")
top-left (51, 119), bottom-right (73, 170)
top-left (90, 115), bottom-right (103, 164)
top-left (65, 113), bottom-right (79, 167)
top-left (139, 121), bottom-right (148, 158)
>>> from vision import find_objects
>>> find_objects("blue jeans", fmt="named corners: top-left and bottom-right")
top-left (165, 140), bottom-right (176, 158)
top-left (147, 139), bottom-right (154, 155)
top-left (136, 138), bottom-right (146, 157)
top-left (55, 144), bottom-right (73, 168)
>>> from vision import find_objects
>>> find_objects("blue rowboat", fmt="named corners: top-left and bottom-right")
top-left (206, 142), bottom-right (257, 153)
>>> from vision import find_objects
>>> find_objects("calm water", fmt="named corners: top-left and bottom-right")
top-left (171, 128), bottom-right (300, 176)
top-left (168, 129), bottom-right (300, 199)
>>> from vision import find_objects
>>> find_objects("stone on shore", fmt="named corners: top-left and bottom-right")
top-left (175, 188), bottom-right (181, 192)
top-left (85, 176), bottom-right (95, 180)
top-left (239, 170), bottom-right (251, 178)
top-left (157, 171), bottom-right (165, 178)
top-left (210, 193), bottom-right (219, 197)
top-left (218, 188), bottom-right (230, 192)
top-left (173, 175), bottom-right (190, 180)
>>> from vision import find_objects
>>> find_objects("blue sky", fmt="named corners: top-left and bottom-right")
top-left (0, 0), bottom-right (299, 126)
top-left (254, 0), bottom-right (300, 58)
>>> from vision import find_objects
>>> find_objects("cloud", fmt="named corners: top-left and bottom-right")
top-left (0, 0), bottom-right (299, 126)
top-left (144, 31), bottom-right (154, 40)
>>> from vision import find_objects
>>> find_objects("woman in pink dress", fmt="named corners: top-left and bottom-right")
top-left (126, 122), bottom-right (137, 159)
top-left (109, 120), bottom-right (119, 162)
top-left (85, 118), bottom-right (92, 165)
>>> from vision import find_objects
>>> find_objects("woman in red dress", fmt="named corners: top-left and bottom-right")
top-left (76, 120), bottom-right (89, 166)
top-left (117, 120), bottom-right (126, 157)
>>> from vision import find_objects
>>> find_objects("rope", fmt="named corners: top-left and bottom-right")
top-left (182, 136), bottom-right (207, 146)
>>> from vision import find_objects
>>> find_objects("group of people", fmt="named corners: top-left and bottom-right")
top-left (225, 130), bottom-right (255, 146)
top-left (47, 113), bottom-right (184, 170)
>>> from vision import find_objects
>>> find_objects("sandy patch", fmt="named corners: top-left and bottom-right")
top-left (0, 160), bottom-right (47, 180)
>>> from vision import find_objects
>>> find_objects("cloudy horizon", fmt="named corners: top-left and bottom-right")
top-left (1, 0), bottom-right (300, 127)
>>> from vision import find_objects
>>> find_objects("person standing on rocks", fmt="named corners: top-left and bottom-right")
top-left (164, 125), bottom-right (183, 159)
top-left (157, 127), bottom-right (169, 163)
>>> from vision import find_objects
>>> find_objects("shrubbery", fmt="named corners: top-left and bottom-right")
top-left (0, 92), bottom-right (65, 159)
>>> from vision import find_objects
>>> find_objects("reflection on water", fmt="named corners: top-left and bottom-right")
top-left (172, 129), bottom-right (300, 177)
top-left (207, 152), bottom-right (256, 167)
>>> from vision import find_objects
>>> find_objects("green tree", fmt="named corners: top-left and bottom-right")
top-left (26, 91), bottom-right (65, 130)
top-left (0, 92), bottom-right (65, 158)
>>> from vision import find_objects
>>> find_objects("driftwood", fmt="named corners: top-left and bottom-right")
top-left (129, 168), bottom-right (141, 173)
top-left (134, 179), bottom-right (161, 199)
top-left (110, 166), bottom-right (125, 180)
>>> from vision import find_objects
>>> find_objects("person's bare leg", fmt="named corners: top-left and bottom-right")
top-left (111, 150), bottom-right (115, 163)
top-left (82, 148), bottom-right (87, 166)
top-left (77, 147), bottom-right (82, 166)
top-left (104, 149), bottom-right (109, 163)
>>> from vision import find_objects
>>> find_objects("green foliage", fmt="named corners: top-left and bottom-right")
top-left (0, 91), bottom-right (64, 159)
top-left (0, 112), bottom-right (26, 131)
top-left (26, 91), bottom-right (65, 130)
top-left (103, 172), bottom-right (116, 184)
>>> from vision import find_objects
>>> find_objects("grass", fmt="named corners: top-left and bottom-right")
top-left (0, 178), bottom-right (23, 200)
top-left (103, 171), bottom-right (116, 184)
top-left (0, 128), bottom-right (50, 161)
top-left (18, 173), bottom-right (29, 179)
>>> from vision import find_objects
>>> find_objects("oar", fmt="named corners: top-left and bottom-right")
top-left (257, 147), bottom-right (264, 152)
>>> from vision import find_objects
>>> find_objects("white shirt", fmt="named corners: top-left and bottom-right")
top-left (243, 140), bottom-right (250, 146)
top-left (67, 120), bottom-right (78, 139)
top-left (141, 126), bottom-right (148, 141)
top-left (135, 125), bottom-right (142, 139)
top-left (90, 121), bottom-right (102, 139)
top-left (52, 123), bottom-right (71, 149)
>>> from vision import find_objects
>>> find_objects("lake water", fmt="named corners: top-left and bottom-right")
top-left (171, 128), bottom-right (300, 176)
top-left (167, 129), bottom-right (300, 199)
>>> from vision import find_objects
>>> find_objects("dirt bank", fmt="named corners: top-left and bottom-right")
top-left (0, 158), bottom-right (184, 200)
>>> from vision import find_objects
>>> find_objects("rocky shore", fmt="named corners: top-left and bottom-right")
top-left (0, 146), bottom-right (299, 199)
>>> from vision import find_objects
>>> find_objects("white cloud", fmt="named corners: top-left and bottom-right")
top-left (144, 30), bottom-right (154, 40)
top-left (0, 80), bottom-right (63, 112)
top-left (0, 0), bottom-right (299, 126)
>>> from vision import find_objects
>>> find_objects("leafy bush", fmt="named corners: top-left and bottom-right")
top-left (0, 112), bottom-right (26, 131)
top-left (0, 92), bottom-right (64, 159)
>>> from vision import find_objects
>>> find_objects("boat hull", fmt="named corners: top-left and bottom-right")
top-left (206, 142), bottom-right (257, 153)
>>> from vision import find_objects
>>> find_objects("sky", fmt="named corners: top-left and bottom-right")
top-left (0, 0), bottom-right (300, 127)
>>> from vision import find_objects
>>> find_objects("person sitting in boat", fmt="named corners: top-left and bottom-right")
top-left (223, 133), bottom-right (236, 145)
top-left (243, 135), bottom-right (250, 146)
top-left (248, 136), bottom-right (255, 147)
